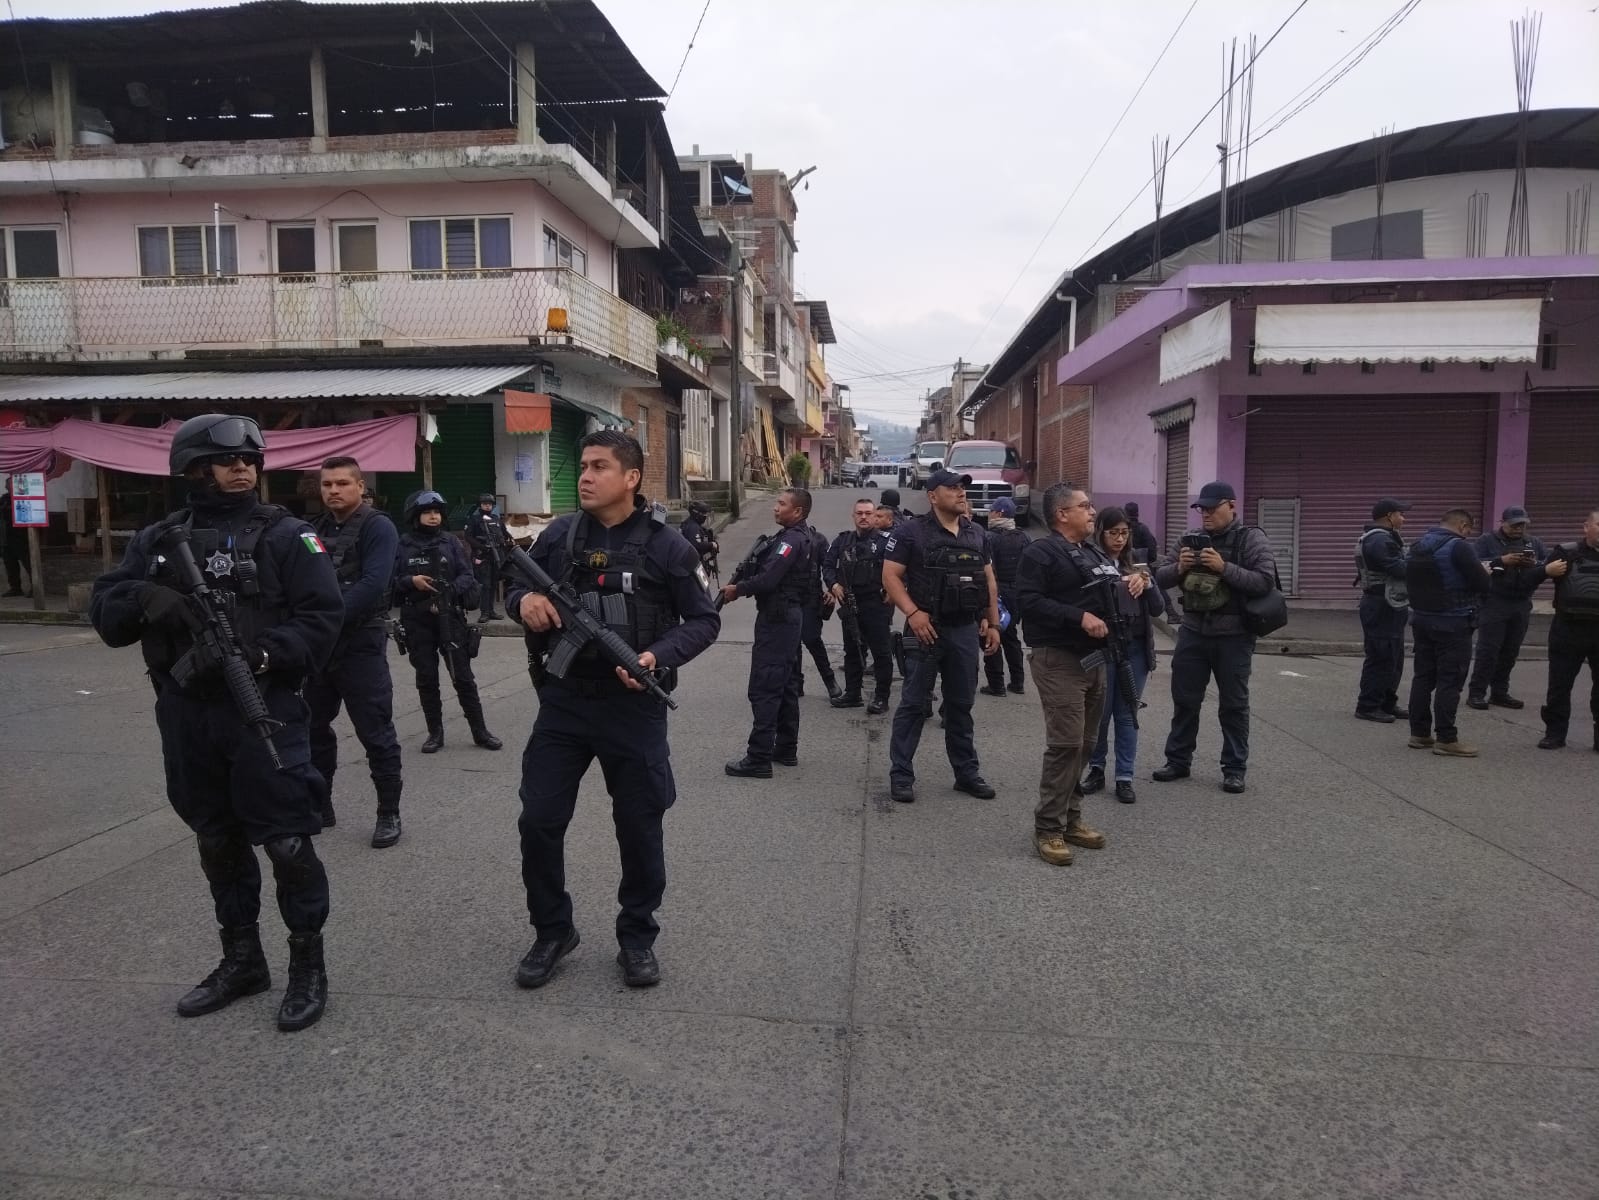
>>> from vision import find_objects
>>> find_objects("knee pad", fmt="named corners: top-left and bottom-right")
top-left (263, 835), bottom-right (322, 883)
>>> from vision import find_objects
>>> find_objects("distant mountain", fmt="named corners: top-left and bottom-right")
top-left (857, 415), bottom-right (915, 458)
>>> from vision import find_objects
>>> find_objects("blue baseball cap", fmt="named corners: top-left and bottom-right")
top-left (926, 469), bottom-right (973, 491)
top-left (989, 498), bottom-right (1016, 516)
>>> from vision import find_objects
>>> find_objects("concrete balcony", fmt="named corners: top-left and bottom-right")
top-left (0, 266), bottom-right (659, 381)
top-left (758, 356), bottom-right (800, 404)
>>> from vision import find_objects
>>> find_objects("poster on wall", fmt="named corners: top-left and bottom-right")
top-left (514, 452), bottom-right (535, 484)
top-left (10, 471), bottom-right (49, 527)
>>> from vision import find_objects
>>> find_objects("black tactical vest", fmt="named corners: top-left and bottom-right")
top-left (1555, 545), bottom-right (1599, 619)
top-left (909, 522), bottom-right (988, 622)
top-left (988, 528), bottom-right (1029, 589)
top-left (844, 532), bottom-right (884, 591)
top-left (398, 532), bottom-right (454, 608)
top-left (558, 508), bottom-right (679, 674)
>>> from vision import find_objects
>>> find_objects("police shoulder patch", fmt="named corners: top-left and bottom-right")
top-left (300, 533), bottom-right (327, 554)
top-left (883, 537), bottom-right (897, 552)
top-left (695, 564), bottom-right (711, 592)
top-left (777, 541), bottom-right (793, 557)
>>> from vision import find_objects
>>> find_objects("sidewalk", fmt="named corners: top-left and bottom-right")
top-left (1214, 605), bottom-right (1554, 658)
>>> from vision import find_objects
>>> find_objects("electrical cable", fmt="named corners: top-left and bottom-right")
top-left (665, 0), bottom-right (714, 106)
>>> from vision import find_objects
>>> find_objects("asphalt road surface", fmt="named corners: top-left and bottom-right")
top-left (2, 484), bottom-right (1594, 1199)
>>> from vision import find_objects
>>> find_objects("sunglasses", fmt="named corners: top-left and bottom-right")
top-left (208, 452), bottom-right (264, 467)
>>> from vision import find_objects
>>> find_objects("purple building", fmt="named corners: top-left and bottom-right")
top-left (968, 110), bottom-right (1599, 602)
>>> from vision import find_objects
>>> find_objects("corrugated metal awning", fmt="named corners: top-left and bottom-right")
top-left (0, 366), bottom-right (535, 405)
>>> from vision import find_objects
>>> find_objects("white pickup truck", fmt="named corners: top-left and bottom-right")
top-left (909, 441), bottom-right (948, 490)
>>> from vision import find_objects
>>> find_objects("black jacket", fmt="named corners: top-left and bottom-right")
top-left (1016, 532), bottom-right (1119, 654)
top-left (1474, 529), bottom-right (1551, 607)
top-left (314, 504), bottom-right (398, 630)
top-left (396, 529), bottom-right (476, 607)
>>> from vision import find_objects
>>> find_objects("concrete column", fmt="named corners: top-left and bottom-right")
top-left (50, 60), bottom-right (74, 162)
top-left (515, 42), bottom-right (537, 143)
top-left (1215, 393), bottom-right (1249, 501)
top-left (1490, 389), bottom-right (1531, 522)
top-left (309, 46), bottom-right (329, 150)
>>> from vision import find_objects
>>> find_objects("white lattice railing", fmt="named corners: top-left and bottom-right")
top-left (0, 267), bottom-right (657, 375)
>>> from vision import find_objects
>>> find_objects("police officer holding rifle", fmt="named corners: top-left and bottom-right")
top-left (89, 415), bottom-right (342, 1032)
top-left (509, 431), bottom-right (719, 991)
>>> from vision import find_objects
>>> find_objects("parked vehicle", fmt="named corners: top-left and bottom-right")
top-left (909, 441), bottom-right (948, 489)
top-left (857, 460), bottom-right (915, 490)
top-left (943, 440), bottom-right (1032, 525)
top-left (842, 459), bottom-right (867, 486)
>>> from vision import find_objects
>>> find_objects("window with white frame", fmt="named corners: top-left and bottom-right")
top-left (542, 226), bottom-right (588, 276)
top-left (409, 217), bottom-right (511, 276)
top-left (633, 406), bottom-right (648, 453)
top-left (0, 226), bottom-right (61, 308)
top-left (781, 312), bottom-right (795, 364)
top-left (137, 224), bottom-right (238, 284)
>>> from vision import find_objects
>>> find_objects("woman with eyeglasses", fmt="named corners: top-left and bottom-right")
top-left (1081, 506), bottom-right (1164, 803)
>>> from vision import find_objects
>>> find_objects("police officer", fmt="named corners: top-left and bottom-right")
top-left (89, 415), bottom-right (341, 1032)
top-left (511, 430), bottom-right (720, 990)
top-left (1404, 508), bottom-right (1493, 757)
top-left (394, 491), bottom-right (503, 756)
top-left (882, 468), bottom-right (1000, 804)
top-left (679, 500), bottom-right (719, 583)
top-left (825, 497), bottom-right (896, 714)
top-left (1152, 481), bottom-right (1278, 794)
top-left (1354, 498), bottom-right (1411, 723)
top-left (1468, 506), bottom-right (1551, 711)
top-left (981, 497), bottom-right (1029, 696)
top-left (796, 518), bottom-right (842, 701)
top-left (724, 489), bottom-right (814, 777)
top-left (1015, 482), bottom-right (1120, 865)
top-left (305, 456), bottom-right (404, 847)
top-left (1537, 510), bottom-right (1591, 750)
top-left (465, 493), bottom-right (511, 621)
top-left (879, 489), bottom-right (914, 531)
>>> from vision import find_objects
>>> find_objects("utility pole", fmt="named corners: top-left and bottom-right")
top-left (726, 239), bottom-right (744, 521)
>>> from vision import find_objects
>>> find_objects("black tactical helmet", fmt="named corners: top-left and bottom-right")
top-left (478, 492), bottom-right (495, 505)
top-left (169, 414), bottom-right (266, 475)
top-left (687, 500), bottom-right (710, 519)
top-left (403, 489), bottom-right (449, 527)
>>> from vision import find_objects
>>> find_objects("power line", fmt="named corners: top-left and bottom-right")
top-left (1064, 0), bottom-right (1312, 271)
top-left (665, 0), bottom-right (714, 106)
top-left (964, 0), bottom-right (1203, 357)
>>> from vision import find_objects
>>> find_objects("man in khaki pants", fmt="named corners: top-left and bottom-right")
top-left (1015, 483), bottom-right (1126, 865)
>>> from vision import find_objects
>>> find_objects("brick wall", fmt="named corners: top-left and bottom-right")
top-left (622, 388), bottom-right (681, 503)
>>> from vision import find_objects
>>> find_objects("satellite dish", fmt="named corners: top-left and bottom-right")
top-left (722, 174), bottom-right (753, 197)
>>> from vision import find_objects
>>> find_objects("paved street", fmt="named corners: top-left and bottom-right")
top-left (2, 485), bottom-right (1596, 1200)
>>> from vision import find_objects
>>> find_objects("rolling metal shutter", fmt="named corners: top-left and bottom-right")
top-left (547, 403), bottom-right (586, 514)
top-left (1524, 393), bottom-right (1599, 541)
top-left (1244, 395), bottom-right (1491, 599)
top-left (1162, 422), bottom-right (1190, 556)
top-left (377, 405), bottom-right (494, 523)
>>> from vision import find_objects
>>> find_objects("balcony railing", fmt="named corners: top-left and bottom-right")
top-left (0, 267), bottom-right (658, 375)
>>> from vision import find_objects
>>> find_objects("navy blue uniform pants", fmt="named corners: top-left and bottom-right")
top-left (305, 625), bottom-right (403, 808)
top-left (517, 684), bottom-right (676, 950)
top-left (842, 593), bottom-right (894, 701)
top-left (1541, 615), bottom-right (1599, 741)
top-left (156, 683), bottom-right (330, 933)
top-left (1356, 594), bottom-right (1409, 715)
top-left (984, 593), bottom-right (1025, 690)
top-left (797, 603), bottom-right (837, 691)
top-left (401, 606), bottom-right (485, 726)
top-left (476, 556), bottom-right (502, 617)
top-left (747, 605), bottom-right (803, 762)
top-left (890, 619), bottom-right (981, 786)
top-left (1409, 618), bottom-right (1474, 742)
top-left (1469, 602), bottom-right (1532, 700)
top-left (1163, 629), bottom-right (1256, 774)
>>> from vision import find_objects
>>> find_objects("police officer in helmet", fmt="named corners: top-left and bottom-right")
top-left (882, 469), bottom-right (1001, 804)
top-left (394, 490), bottom-right (502, 756)
top-left (511, 430), bottom-right (720, 990)
top-left (89, 414), bottom-right (342, 1032)
top-left (724, 488), bottom-right (815, 776)
top-left (305, 456), bottom-right (404, 846)
top-left (465, 492), bottom-right (511, 622)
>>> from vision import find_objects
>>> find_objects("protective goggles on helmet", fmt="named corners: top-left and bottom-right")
top-left (413, 491), bottom-right (447, 509)
top-left (204, 417), bottom-right (267, 453)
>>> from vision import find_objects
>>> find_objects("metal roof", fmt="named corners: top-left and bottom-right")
top-left (0, 1), bottom-right (665, 103)
top-left (0, 365), bottom-right (534, 404)
top-left (798, 300), bottom-right (837, 344)
top-left (967, 107), bottom-right (1599, 411)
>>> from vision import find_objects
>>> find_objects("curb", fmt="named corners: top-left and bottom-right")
top-left (1152, 618), bottom-right (1550, 661)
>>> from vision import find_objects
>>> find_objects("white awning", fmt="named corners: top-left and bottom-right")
top-left (1159, 300), bottom-right (1232, 383)
top-left (0, 365), bottom-right (535, 405)
top-left (1254, 298), bottom-right (1543, 365)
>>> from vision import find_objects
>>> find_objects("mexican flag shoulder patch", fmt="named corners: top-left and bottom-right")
top-left (300, 533), bottom-right (327, 554)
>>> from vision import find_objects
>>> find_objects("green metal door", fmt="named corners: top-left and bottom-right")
top-left (547, 404), bottom-right (585, 514)
top-left (377, 405), bottom-right (495, 523)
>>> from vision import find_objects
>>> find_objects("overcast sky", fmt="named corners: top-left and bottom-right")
top-left (19, 0), bottom-right (1599, 424)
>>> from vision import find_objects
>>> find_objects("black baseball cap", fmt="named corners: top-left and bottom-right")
top-left (1502, 505), bottom-right (1530, 525)
top-left (1190, 481), bottom-right (1237, 509)
top-left (926, 469), bottom-right (973, 491)
top-left (1372, 498), bottom-right (1411, 520)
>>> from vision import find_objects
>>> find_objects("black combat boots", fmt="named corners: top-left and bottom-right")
top-left (470, 721), bottom-right (503, 751)
top-left (176, 924), bottom-right (272, 1018)
top-left (277, 932), bottom-right (328, 1032)
top-left (420, 722), bottom-right (445, 754)
top-left (372, 782), bottom-right (403, 849)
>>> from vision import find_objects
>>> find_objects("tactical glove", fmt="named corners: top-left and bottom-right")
top-left (138, 583), bottom-right (199, 633)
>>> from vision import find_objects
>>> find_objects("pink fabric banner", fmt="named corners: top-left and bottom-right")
top-left (0, 415), bottom-right (419, 476)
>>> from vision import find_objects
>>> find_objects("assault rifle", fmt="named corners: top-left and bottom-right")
top-left (502, 544), bottom-right (678, 709)
top-left (161, 528), bottom-right (286, 770)
top-left (713, 534), bottom-right (771, 611)
top-left (434, 580), bottom-right (461, 684)
top-left (1080, 573), bottom-right (1141, 730)
top-left (834, 548), bottom-right (864, 653)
